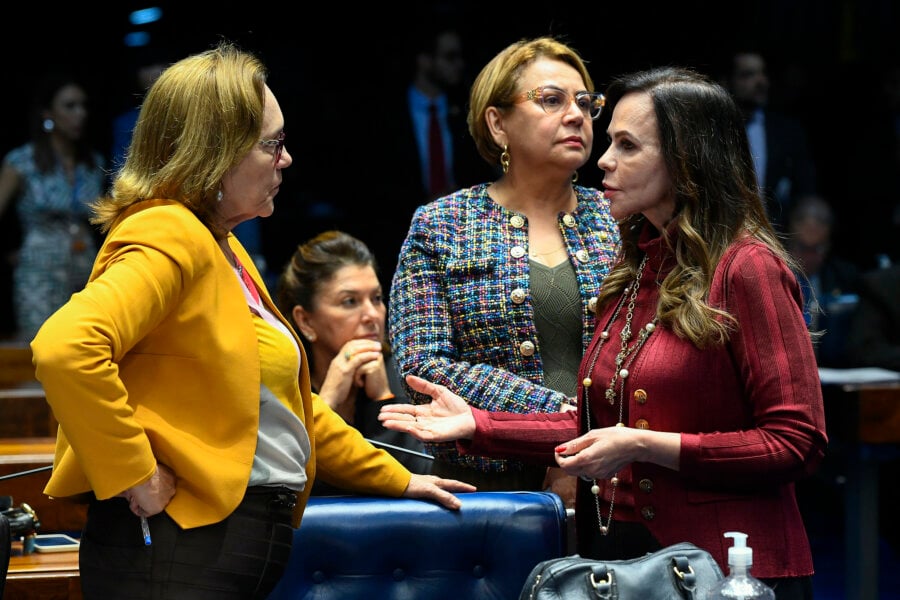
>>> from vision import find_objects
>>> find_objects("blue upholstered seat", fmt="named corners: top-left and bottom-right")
top-left (267, 491), bottom-right (568, 600)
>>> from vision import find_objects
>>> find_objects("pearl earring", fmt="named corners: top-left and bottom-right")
top-left (216, 190), bottom-right (223, 203)
top-left (42, 119), bottom-right (55, 133)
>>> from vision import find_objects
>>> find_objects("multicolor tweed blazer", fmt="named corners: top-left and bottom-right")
top-left (389, 183), bottom-right (620, 472)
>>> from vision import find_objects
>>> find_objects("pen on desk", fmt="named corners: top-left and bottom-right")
top-left (141, 515), bottom-right (152, 546)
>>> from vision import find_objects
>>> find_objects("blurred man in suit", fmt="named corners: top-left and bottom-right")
top-left (365, 22), bottom-right (496, 289)
top-left (786, 194), bottom-right (860, 367)
top-left (725, 51), bottom-right (817, 232)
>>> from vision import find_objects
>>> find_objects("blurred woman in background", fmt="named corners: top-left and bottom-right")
top-left (0, 72), bottom-right (106, 340)
top-left (276, 230), bottom-right (433, 493)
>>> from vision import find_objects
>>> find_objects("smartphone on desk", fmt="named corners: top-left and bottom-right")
top-left (32, 533), bottom-right (80, 553)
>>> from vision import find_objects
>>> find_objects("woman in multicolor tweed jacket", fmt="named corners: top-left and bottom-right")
top-left (389, 36), bottom-right (620, 498)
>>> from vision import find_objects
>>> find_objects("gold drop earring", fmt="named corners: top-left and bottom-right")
top-left (500, 144), bottom-right (510, 174)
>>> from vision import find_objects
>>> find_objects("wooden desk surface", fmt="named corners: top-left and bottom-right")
top-left (0, 437), bottom-right (87, 533)
top-left (823, 382), bottom-right (900, 444)
top-left (1, 438), bottom-right (83, 599)
top-left (8, 540), bottom-right (79, 574)
top-left (0, 385), bottom-right (57, 438)
top-left (6, 540), bottom-right (82, 600)
top-left (0, 343), bottom-right (36, 388)
top-left (0, 436), bottom-right (56, 459)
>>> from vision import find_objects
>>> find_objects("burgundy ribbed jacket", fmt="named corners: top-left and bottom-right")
top-left (461, 227), bottom-right (827, 578)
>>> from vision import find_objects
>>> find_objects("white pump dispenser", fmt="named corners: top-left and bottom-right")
top-left (706, 531), bottom-right (775, 599)
top-left (725, 531), bottom-right (753, 570)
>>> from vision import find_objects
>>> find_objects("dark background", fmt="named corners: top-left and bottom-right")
top-left (2, 0), bottom-right (899, 274)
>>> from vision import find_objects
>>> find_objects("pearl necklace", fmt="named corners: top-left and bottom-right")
top-left (581, 254), bottom-right (658, 535)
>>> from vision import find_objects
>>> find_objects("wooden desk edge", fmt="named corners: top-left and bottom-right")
top-left (7, 566), bottom-right (81, 578)
top-left (8, 541), bottom-right (80, 577)
top-left (0, 436), bottom-right (57, 459)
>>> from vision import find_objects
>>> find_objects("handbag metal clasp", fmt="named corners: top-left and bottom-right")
top-left (673, 563), bottom-right (695, 580)
top-left (590, 567), bottom-right (614, 599)
top-left (590, 570), bottom-right (613, 587)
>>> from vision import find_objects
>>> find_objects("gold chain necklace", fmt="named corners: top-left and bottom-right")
top-left (581, 254), bottom-right (658, 535)
top-left (529, 244), bottom-right (566, 258)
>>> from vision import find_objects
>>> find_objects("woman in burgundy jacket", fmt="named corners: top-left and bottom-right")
top-left (380, 66), bottom-right (827, 600)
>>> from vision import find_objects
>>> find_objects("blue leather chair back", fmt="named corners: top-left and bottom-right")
top-left (267, 491), bottom-right (568, 600)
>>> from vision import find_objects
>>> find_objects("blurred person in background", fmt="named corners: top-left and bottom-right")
top-left (785, 194), bottom-right (859, 367)
top-left (0, 71), bottom-right (106, 341)
top-left (723, 50), bottom-right (817, 232)
top-left (366, 17), bottom-right (496, 287)
top-left (276, 230), bottom-right (433, 495)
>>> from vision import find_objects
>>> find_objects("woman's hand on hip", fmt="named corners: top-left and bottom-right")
top-left (121, 463), bottom-right (176, 517)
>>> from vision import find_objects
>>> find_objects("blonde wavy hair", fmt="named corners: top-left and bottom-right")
top-left (467, 36), bottom-right (595, 166)
top-left (92, 41), bottom-right (268, 238)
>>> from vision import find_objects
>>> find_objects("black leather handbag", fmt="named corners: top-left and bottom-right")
top-left (519, 542), bottom-right (724, 600)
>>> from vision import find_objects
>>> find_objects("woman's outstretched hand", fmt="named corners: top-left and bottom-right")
top-left (378, 374), bottom-right (477, 442)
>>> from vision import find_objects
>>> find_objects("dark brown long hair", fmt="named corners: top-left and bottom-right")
top-left (597, 66), bottom-right (797, 348)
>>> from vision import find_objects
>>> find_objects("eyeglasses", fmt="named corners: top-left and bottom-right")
top-left (259, 131), bottom-right (286, 163)
top-left (512, 86), bottom-right (605, 120)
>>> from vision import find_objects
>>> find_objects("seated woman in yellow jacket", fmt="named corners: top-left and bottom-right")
top-left (30, 41), bottom-right (473, 600)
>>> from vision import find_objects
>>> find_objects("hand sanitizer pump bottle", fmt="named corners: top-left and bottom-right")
top-left (707, 531), bottom-right (775, 599)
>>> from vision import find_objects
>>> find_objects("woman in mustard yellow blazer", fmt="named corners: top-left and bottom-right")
top-left (30, 41), bottom-right (473, 600)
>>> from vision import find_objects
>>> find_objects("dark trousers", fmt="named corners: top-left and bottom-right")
top-left (79, 487), bottom-right (296, 600)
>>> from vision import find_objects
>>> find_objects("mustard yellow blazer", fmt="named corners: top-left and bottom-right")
top-left (32, 199), bottom-right (410, 529)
